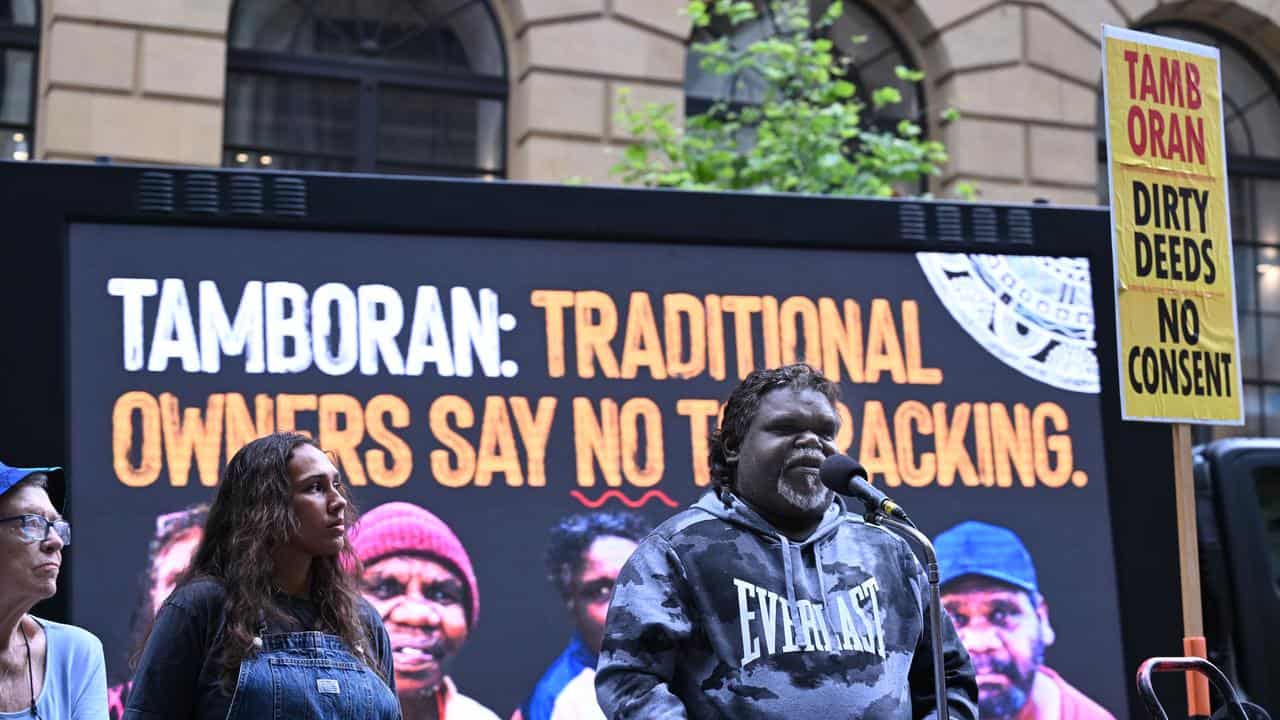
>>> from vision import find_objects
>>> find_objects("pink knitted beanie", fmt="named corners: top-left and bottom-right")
top-left (350, 501), bottom-right (479, 627)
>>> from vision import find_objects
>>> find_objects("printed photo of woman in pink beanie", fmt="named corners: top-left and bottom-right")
top-left (351, 501), bottom-right (499, 720)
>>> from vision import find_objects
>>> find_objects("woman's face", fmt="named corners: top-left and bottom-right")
top-left (284, 444), bottom-right (348, 558)
top-left (361, 555), bottom-right (469, 695)
top-left (0, 483), bottom-right (64, 605)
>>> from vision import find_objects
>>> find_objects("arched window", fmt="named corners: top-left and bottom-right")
top-left (684, 0), bottom-right (923, 135)
top-left (0, 0), bottom-right (38, 162)
top-left (1100, 24), bottom-right (1280, 438)
top-left (225, 0), bottom-right (507, 177)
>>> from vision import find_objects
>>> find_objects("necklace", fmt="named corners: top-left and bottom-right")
top-left (20, 619), bottom-right (38, 720)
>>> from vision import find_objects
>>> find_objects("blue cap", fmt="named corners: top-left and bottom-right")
top-left (0, 461), bottom-right (62, 499)
top-left (935, 520), bottom-right (1038, 595)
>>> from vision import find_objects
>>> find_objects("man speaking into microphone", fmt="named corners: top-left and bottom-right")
top-left (595, 364), bottom-right (977, 719)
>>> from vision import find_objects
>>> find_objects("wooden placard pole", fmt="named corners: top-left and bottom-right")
top-left (1172, 423), bottom-right (1210, 718)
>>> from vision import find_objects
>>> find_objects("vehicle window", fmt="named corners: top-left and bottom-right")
top-left (1256, 467), bottom-right (1280, 592)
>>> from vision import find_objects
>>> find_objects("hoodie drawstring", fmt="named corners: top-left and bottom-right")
top-left (778, 535), bottom-right (802, 631)
top-left (814, 541), bottom-right (843, 647)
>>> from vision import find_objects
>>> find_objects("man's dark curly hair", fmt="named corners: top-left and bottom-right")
top-left (545, 511), bottom-right (652, 599)
top-left (709, 363), bottom-right (840, 503)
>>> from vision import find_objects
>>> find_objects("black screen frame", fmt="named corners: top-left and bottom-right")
top-left (0, 160), bottom-right (1182, 718)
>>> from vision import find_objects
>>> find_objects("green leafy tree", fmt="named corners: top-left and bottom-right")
top-left (613, 0), bottom-right (971, 198)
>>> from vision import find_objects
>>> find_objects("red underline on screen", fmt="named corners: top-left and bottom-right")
top-left (570, 489), bottom-right (680, 509)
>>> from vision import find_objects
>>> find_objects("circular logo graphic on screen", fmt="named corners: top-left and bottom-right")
top-left (916, 253), bottom-right (1099, 394)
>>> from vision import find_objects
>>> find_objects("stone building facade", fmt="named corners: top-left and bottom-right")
top-left (14, 1), bottom-right (1277, 196)
top-left (6, 0), bottom-right (1280, 433)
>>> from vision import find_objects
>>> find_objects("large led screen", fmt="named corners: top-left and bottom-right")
top-left (67, 223), bottom-right (1127, 718)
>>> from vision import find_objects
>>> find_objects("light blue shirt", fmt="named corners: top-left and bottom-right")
top-left (0, 617), bottom-right (107, 720)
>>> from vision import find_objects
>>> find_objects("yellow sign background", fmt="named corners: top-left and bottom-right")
top-left (1103, 27), bottom-right (1243, 424)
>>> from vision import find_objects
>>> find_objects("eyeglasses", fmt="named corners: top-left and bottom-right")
top-left (0, 514), bottom-right (72, 546)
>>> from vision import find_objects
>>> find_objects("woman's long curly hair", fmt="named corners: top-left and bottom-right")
top-left (172, 432), bottom-right (377, 689)
top-left (708, 364), bottom-right (840, 504)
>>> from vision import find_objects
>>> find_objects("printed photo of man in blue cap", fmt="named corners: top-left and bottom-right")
top-left (936, 521), bottom-right (1114, 720)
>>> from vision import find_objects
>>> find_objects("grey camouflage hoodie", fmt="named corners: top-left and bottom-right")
top-left (595, 491), bottom-right (978, 719)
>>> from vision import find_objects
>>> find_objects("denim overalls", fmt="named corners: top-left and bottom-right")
top-left (224, 630), bottom-right (401, 720)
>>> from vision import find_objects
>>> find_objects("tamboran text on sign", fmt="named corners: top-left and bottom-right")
top-left (1102, 26), bottom-right (1243, 424)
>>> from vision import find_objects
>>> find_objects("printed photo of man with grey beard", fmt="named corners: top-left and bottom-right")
top-left (936, 521), bottom-right (1115, 720)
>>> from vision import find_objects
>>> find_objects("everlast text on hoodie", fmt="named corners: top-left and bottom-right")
top-left (595, 492), bottom-right (979, 720)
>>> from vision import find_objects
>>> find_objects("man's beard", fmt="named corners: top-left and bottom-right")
top-left (401, 657), bottom-right (449, 701)
top-left (777, 472), bottom-right (831, 511)
top-left (976, 640), bottom-right (1044, 719)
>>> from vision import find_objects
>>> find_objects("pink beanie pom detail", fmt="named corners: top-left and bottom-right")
top-left (350, 501), bottom-right (480, 627)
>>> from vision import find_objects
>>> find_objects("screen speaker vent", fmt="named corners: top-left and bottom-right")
top-left (183, 174), bottom-right (219, 214)
top-left (935, 205), bottom-right (963, 242)
top-left (137, 172), bottom-right (175, 214)
top-left (229, 175), bottom-right (265, 215)
top-left (972, 207), bottom-right (998, 243)
top-left (272, 177), bottom-right (307, 216)
top-left (1008, 208), bottom-right (1034, 245)
top-left (898, 204), bottom-right (927, 241)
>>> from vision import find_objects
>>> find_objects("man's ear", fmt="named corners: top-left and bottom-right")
top-left (1035, 593), bottom-right (1055, 647)
top-left (724, 446), bottom-right (739, 465)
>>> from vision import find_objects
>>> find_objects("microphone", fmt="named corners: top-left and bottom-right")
top-left (819, 454), bottom-right (911, 523)
top-left (820, 453), bottom-right (944, 720)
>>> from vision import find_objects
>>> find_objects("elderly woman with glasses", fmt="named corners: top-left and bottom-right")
top-left (0, 460), bottom-right (108, 719)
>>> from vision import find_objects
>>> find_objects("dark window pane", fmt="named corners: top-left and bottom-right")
top-left (0, 48), bottom-right (33, 126)
top-left (231, 0), bottom-right (503, 75)
top-left (380, 20), bottom-right (470, 71)
top-left (1225, 111), bottom-right (1251, 156)
top-left (380, 0), bottom-right (504, 75)
top-left (225, 72), bottom-right (358, 158)
top-left (1236, 244), bottom-right (1257, 312)
top-left (232, 0), bottom-right (356, 56)
top-left (1267, 385), bottom-right (1280, 436)
top-left (441, 0), bottom-right (504, 76)
top-left (1219, 39), bottom-right (1280, 160)
top-left (1254, 468), bottom-right (1280, 589)
top-left (1254, 180), bottom-right (1280, 248)
top-left (1259, 246), bottom-right (1280, 311)
top-left (377, 88), bottom-right (502, 173)
top-left (1240, 312), bottom-right (1260, 379)
top-left (1247, 383), bottom-right (1264, 435)
top-left (1262, 315), bottom-right (1280, 381)
top-left (686, 0), bottom-right (921, 128)
top-left (1230, 175), bottom-right (1252, 242)
top-left (229, 0), bottom-right (307, 53)
top-left (0, 0), bottom-right (37, 26)
top-left (226, 0), bottom-right (507, 177)
top-left (1241, 96), bottom-right (1280, 160)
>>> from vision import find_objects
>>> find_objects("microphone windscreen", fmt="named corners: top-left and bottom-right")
top-left (819, 454), bottom-right (865, 495)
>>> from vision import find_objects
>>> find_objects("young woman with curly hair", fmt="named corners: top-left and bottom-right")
top-left (122, 432), bottom-right (400, 720)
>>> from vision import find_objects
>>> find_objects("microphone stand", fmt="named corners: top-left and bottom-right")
top-left (863, 510), bottom-right (950, 720)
